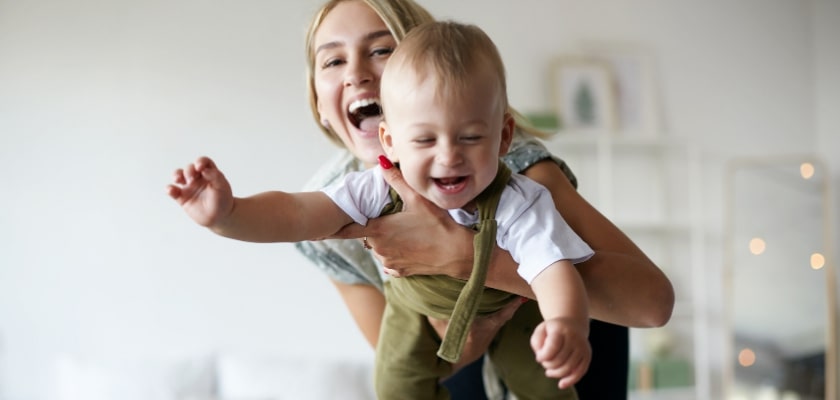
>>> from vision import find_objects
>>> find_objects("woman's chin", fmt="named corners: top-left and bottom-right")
top-left (356, 147), bottom-right (384, 168)
top-left (343, 133), bottom-right (383, 167)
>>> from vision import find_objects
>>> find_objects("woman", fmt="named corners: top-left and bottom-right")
top-left (295, 0), bottom-right (675, 398)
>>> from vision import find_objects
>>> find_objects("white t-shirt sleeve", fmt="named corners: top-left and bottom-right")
top-left (320, 168), bottom-right (391, 226)
top-left (497, 175), bottom-right (594, 284)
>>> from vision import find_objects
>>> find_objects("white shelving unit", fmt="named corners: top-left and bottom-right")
top-left (543, 132), bottom-right (709, 399)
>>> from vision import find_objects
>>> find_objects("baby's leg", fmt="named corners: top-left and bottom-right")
top-left (488, 300), bottom-right (578, 400)
top-left (375, 296), bottom-right (453, 399)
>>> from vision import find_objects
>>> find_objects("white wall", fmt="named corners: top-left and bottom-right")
top-left (0, 0), bottom-right (835, 399)
top-left (813, 0), bottom-right (840, 391)
top-left (815, 0), bottom-right (840, 166)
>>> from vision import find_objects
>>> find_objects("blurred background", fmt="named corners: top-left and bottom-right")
top-left (0, 0), bottom-right (837, 399)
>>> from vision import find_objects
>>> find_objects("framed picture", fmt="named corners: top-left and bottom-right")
top-left (551, 58), bottom-right (617, 134)
top-left (580, 42), bottom-right (662, 137)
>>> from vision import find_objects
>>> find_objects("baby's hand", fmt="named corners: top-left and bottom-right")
top-left (166, 156), bottom-right (234, 227)
top-left (530, 317), bottom-right (591, 389)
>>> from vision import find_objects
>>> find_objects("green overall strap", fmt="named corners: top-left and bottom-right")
top-left (437, 161), bottom-right (511, 362)
top-left (379, 162), bottom-right (512, 363)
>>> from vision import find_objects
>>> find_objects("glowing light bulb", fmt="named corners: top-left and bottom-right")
top-left (800, 162), bottom-right (815, 179)
top-left (749, 238), bottom-right (766, 255)
top-left (811, 253), bottom-right (825, 270)
top-left (738, 348), bottom-right (756, 367)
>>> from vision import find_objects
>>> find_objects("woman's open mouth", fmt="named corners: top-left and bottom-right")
top-left (348, 98), bottom-right (382, 133)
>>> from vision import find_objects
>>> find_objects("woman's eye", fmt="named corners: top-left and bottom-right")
top-left (321, 58), bottom-right (344, 69)
top-left (371, 47), bottom-right (394, 57)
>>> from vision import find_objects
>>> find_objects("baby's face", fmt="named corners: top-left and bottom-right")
top-left (379, 66), bottom-right (512, 211)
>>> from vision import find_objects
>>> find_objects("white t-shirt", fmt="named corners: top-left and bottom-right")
top-left (322, 167), bottom-right (593, 284)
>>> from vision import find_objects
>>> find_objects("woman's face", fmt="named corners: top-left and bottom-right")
top-left (312, 0), bottom-right (396, 166)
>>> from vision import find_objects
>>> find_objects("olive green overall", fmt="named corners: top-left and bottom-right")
top-left (374, 163), bottom-right (578, 400)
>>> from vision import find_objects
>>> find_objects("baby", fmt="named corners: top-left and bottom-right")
top-left (168, 20), bottom-right (592, 400)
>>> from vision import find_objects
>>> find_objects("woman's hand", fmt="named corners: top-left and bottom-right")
top-left (332, 162), bottom-right (475, 279)
top-left (430, 297), bottom-right (525, 374)
top-left (333, 161), bottom-right (535, 298)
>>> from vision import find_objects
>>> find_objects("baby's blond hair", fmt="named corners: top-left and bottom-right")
top-left (381, 21), bottom-right (509, 119)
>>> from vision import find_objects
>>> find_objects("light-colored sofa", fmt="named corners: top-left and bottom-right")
top-left (52, 353), bottom-right (375, 400)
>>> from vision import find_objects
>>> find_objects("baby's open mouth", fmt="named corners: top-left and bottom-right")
top-left (434, 176), bottom-right (467, 190)
top-left (348, 98), bottom-right (382, 132)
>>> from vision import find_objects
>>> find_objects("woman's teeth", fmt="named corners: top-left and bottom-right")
top-left (348, 98), bottom-right (380, 113)
top-left (348, 98), bottom-right (382, 130)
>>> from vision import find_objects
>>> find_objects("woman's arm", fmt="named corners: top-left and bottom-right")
top-left (331, 281), bottom-right (386, 348)
top-left (339, 160), bottom-right (673, 328)
top-left (522, 160), bottom-right (674, 328)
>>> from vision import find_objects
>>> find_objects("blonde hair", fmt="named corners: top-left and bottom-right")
top-left (305, 0), bottom-right (549, 147)
top-left (381, 21), bottom-right (508, 117)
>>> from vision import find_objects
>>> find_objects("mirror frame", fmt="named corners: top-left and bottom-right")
top-left (723, 155), bottom-right (837, 400)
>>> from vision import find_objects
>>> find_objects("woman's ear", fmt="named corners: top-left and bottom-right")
top-left (498, 112), bottom-right (515, 156)
top-left (316, 100), bottom-right (330, 128)
top-left (379, 121), bottom-right (398, 161)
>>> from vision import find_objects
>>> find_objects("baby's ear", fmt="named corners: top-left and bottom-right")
top-left (379, 121), bottom-right (398, 161)
top-left (498, 112), bottom-right (515, 156)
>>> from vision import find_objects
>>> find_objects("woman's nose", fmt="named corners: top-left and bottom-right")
top-left (344, 58), bottom-right (374, 87)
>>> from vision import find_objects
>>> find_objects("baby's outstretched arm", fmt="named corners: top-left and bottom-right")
top-left (167, 156), bottom-right (234, 228)
top-left (167, 156), bottom-right (353, 243)
top-left (529, 261), bottom-right (591, 389)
